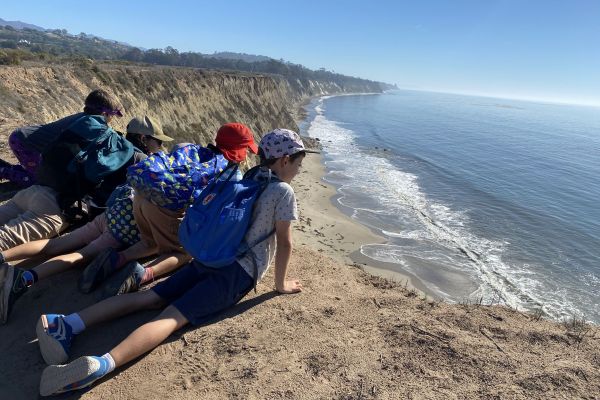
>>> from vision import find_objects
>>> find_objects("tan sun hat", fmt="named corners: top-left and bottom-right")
top-left (126, 115), bottom-right (174, 142)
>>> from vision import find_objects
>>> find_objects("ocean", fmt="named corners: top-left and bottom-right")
top-left (299, 90), bottom-right (600, 324)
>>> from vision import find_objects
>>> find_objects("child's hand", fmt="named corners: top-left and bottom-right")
top-left (277, 279), bottom-right (303, 294)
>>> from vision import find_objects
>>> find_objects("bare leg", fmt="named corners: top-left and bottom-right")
top-left (78, 289), bottom-right (165, 328)
top-left (109, 305), bottom-right (188, 366)
top-left (32, 244), bottom-right (105, 280)
top-left (37, 291), bottom-right (173, 396)
top-left (2, 232), bottom-right (85, 262)
top-left (145, 252), bottom-right (191, 280)
top-left (119, 240), bottom-right (157, 265)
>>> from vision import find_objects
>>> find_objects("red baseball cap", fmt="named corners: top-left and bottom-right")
top-left (215, 123), bottom-right (259, 162)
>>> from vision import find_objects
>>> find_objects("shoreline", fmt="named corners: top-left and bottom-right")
top-left (293, 144), bottom-right (429, 296)
top-left (294, 94), bottom-right (434, 297)
top-left (295, 92), bottom-right (600, 324)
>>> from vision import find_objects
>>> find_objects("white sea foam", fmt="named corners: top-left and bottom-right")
top-left (306, 96), bottom-right (590, 319)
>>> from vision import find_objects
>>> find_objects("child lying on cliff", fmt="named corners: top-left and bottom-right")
top-left (0, 91), bottom-right (128, 252)
top-left (0, 116), bottom-right (166, 324)
top-left (76, 123), bottom-right (257, 299)
top-left (0, 89), bottom-right (122, 187)
top-left (35, 128), bottom-right (315, 396)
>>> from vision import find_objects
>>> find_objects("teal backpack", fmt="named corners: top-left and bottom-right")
top-left (66, 115), bottom-right (135, 184)
top-left (36, 115), bottom-right (135, 224)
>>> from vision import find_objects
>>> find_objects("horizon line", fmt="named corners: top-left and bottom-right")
top-left (391, 87), bottom-right (600, 109)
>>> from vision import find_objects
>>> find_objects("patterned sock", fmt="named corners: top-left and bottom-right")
top-left (22, 270), bottom-right (38, 287)
top-left (140, 267), bottom-right (154, 285)
top-left (101, 353), bottom-right (116, 373)
top-left (63, 313), bottom-right (86, 335)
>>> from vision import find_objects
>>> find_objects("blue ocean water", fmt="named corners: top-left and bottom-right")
top-left (300, 91), bottom-right (600, 323)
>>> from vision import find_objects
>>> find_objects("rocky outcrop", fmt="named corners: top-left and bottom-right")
top-left (0, 62), bottom-right (383, 146)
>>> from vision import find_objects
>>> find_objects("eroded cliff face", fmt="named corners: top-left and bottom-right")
top-left (0, 62), bottom-right (382, 147)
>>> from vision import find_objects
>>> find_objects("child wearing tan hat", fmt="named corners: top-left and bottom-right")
top-left (125, 115), bottom-right (173, 155)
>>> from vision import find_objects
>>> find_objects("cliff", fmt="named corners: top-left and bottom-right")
top-left (0, 61), bottom-right (381, 147)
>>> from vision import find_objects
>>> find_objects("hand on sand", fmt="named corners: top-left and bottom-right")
top-left (277, 280), bottom-right (303, 294)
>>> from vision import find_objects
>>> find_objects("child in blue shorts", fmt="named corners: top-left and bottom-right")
top-left (35, 128), bottom-right (317, 397)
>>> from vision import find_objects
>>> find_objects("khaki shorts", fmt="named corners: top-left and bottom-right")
top-left (67, 213), bottom-right (121, 254)
top-left (133, 196), bottom-right (185, 254)
top-left (0, 185), bottom-right (67, 250)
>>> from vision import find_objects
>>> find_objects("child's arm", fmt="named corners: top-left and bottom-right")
top-left (274, 220), bottom-right (302, 294)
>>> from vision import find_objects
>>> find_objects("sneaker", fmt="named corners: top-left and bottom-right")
top-left (78, 248), bottom-right (119, 293)
top-left (36, 314), bottom-right (74, 365)
top-left (99, 261), bottom-right (145, 300)
top-left (39, 356), bottom-right (110, 396)
top-left (0, 263), bottom-right (29, 324)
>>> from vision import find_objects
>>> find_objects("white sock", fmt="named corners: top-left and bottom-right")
top-left (63, 313), bottom-right (86, 335)
top-left (101, 353), bottom-right (116, 373)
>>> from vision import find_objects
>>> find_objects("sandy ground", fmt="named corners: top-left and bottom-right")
top-left (0, 142), bottom-right (599, 399)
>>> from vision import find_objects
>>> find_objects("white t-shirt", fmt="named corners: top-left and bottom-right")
top-left (237, 169), bottom-right (298, 281)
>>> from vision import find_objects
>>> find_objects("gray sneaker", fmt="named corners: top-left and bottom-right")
top-left (78, 249), bottom-right (119, 293)
top-left (39, 355), bottom-right (109, 396)
top-left (0, 263), bottom-right (28, 324)
top-left (98, 262), bottom-right (145, 300)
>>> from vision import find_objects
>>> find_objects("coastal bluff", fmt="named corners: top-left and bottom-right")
top-left (0, 61), bottom-right (384, 148)
top-left (0, 63), bottom-right (598, 399)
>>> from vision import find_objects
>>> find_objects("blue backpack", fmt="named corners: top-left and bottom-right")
top-left (178, 165), bottom-right (279, 272)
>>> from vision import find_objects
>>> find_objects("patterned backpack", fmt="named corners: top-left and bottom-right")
top-left (127, 144), bottom-right (228, 210)
top-left (104, 184), bottom-right (139, 247)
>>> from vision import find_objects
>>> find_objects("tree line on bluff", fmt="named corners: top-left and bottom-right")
top-left (0, 25), bottom-right (395, 91)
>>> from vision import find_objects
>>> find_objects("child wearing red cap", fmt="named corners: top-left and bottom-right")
top-left (76, 123), bottom-right (258, 298)
top-left (36, 128), bottom-right (313, 396)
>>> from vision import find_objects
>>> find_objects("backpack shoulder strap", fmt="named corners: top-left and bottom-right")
top-left (213, 162), bottom-right (239, 184)
top-left (236, 168), bottom-right (283, 291)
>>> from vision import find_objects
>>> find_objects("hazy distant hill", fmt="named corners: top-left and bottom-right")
top-left (0, 19), bottom-right (274, 64)
top-left (0, 17), bottom-right (45, 31)
top-left (0, 18), bottom-right (396, 91)
top-left (210, 51), bottom-right (272, 63)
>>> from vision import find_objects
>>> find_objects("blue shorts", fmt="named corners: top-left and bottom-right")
top-left (152, 260), bottom-right (254, 326)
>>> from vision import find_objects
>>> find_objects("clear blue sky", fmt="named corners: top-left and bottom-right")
top-left (3, 1), bottom-right (600, 106)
